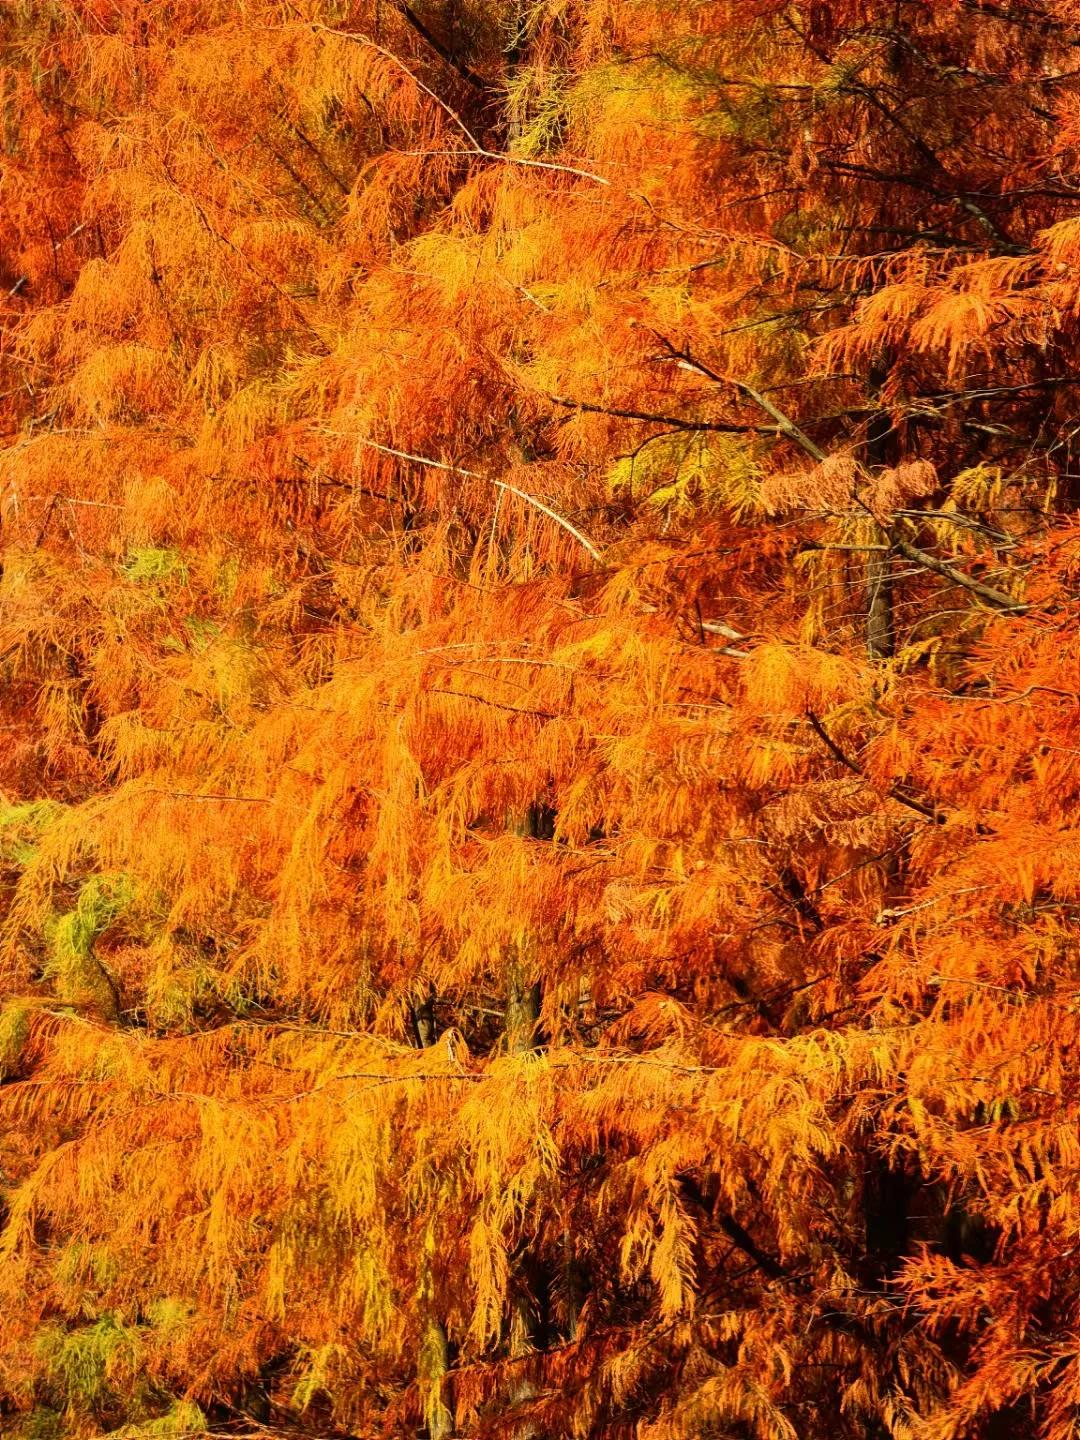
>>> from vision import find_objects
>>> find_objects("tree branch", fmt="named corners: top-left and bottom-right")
top-left (643, 335), bottom-right (828, 459)
top-left (549, 392), bottom-right (779, 436)
top-left (891, 536), bottom-right (1028, 613)
top-left (805, 710), bottom-right (943, 822)
top-left (390, 0), bottom-right (491, 91)
top-left (345, 436), bottom-right (604, 562)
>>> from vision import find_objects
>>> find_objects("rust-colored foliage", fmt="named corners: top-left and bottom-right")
top-left (2, 1), bottom-right (1080, 1436)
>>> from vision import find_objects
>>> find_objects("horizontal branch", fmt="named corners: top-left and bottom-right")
top-left (399, 146), bottom-right (611, 185)
top-left (549, 392), bottom-right (779, 436)
top-left (137, 788), bottom-right (276, 804)
top-left (426, 687), bottom-right (557, 719)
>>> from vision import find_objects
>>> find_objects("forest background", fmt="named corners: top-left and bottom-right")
top-left (2, 1), bottom-right (1080, 1437)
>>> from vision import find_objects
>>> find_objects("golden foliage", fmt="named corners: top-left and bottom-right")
top-left (2, 1), bottom-right (1080, 1438)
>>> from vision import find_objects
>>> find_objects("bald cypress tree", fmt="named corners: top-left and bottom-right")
top-left (2, 3), bottom-right (1080, 1438)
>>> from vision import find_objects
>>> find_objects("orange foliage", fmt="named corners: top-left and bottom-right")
top-left (2, 1), bottom-right (1080, 1437)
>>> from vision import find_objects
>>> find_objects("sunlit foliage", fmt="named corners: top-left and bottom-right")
top-left (2, 1), bottom-right (1080, 1437)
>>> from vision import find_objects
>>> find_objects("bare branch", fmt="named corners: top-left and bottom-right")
top-left (347, 435), bottom-right (604, 562)
top-left (891, 536), bottom-right (1027, 613)
top-left (549, 392), bottom-right (778, 436)
top-left (805, 710), bottom-right (944, 822)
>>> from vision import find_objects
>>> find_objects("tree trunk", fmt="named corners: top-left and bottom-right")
top-left (413, 1004), bottom-right (451, 1438)
top-left (503, 800), bottom-right (546, 1435)
top-left (864, 363), bottom-right (895, 661)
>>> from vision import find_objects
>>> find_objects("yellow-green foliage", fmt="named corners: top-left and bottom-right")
top-left (0, 1003), bottom-right (31, 1079)
top-left (144, 934), bottom-right (218, 1031)
top-left (55, 1241), bottom-right (123, 1298)
top-left (121, 1401), bottom-right (208, 1438)
top-left (122, 547), bottom-right (188, 587)
top-left (608, 432), bottom-right (762, 521)
top-left (45, 875), bottom-right (132, 1014)
top-left (34, 1315), bottom-right (141, 1412)
top-left (0, 800), bottom-right (66, 868)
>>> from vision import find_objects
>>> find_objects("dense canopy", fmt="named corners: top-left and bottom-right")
top-left (2, 1), bottom-right (1080, 1437)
